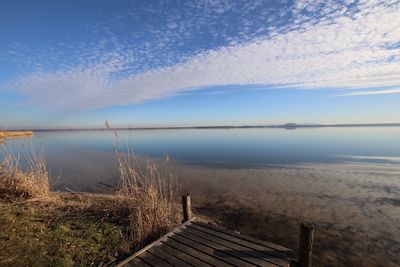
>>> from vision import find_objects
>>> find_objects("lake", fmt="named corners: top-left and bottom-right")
top-left (2, 127), bottom-right (400, 266)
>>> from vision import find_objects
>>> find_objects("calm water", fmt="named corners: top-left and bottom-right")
top-left (2, 127), bottom-right (400, 266)
top-left (5, 127), bottom-right (400, 165)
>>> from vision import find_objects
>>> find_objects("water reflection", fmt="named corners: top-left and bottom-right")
top-left (5, 127), bottom-right (400, 167)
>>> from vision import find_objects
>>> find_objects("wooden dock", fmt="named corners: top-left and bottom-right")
top-left (117, 195), bottom-right (314, 267)
top-left (118, 219), bottom-right (293, 267)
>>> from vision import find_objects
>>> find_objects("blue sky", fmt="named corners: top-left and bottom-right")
top-left (0, 0), bottom-right (399, 129)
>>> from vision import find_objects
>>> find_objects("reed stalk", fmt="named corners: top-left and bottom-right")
top-left (108, 122), bottom-right (178, 248)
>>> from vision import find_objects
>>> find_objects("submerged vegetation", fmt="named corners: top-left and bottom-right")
top-left (0, 136), bottom-right (180, 266)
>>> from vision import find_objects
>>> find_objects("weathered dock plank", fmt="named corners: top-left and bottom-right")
top-left (156, 241), bottom-right (213, 266)
top-left (117, 219), bottom-right (293, 267)
top-left (182, 226), bottom-right (284, 266)
top-left (139, 252), bottom-right (172, 267)
top-left (123, 258), bottom-right (150, 267)
top-left (174, 230), bottom-right (265, 266)
top-left (162, 237), bottom-right (230, 266)
top-left (193, 221), bottom-right (292, 255)
top-left (189, 222), bottom-right (291, 264)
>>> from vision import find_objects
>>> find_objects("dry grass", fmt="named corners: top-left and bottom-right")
top-left (0, 193), bottom-right (131, 266)
top-left (0, 130), bottom-right (33, 138)
top-left (106, 120), bottom-right (179, 248)
top-left (0, 131), bottom-right (33, 144)
top-left (0, 146), bottom-right (50, 199)
top-left (113, 134), bottom-right (179, 249)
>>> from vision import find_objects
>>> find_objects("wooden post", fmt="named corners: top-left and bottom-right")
top-left (182, 194), bottom-right (192, 222)
top-left (299, 222), bottom-right (314, 267)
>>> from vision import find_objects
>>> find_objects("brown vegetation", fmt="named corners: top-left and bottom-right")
top-left (114, 132), bottom-right (179, 249)
top-left (0, 146), bottom-right (132, 265)
top-left (0, 130), bottom-right (33, 138)
top-left (0, 136), bottom-right (180, 265)
top-left (0, 193), bottom-right (131, 265)
top-left (0, 147), bottom-right (49, 199)
top-left (0, 131), bottom-right (33, 144)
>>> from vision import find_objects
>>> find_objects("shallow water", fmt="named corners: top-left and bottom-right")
top-left (2, 127), bottom-right (400, 266)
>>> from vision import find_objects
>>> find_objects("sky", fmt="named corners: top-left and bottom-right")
top-left (0, 0), bottom-right (399, 129)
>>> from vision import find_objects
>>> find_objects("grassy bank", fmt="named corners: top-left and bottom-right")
top-left (0, 193), bottom-right (132, 266)
top-left (0, 191), bottom-right (183, 266)
top-left (0, 142), bottom-right (180, 266)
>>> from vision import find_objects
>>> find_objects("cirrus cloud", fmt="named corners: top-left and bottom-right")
top-left (3, 0), bottom-right (400, 109)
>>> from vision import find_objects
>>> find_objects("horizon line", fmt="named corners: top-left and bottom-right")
top-left (5, 122), bottom-right (400, 131)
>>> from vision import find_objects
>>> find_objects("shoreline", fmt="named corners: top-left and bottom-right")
top-left (0, 130), bottom-right (33, 142)
top-left (0, 130), bottom-right (33, 143)
top-left (1, 174), bottom-right (399, 267)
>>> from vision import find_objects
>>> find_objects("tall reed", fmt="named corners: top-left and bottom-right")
top-left (109, 123), bottom-right (178, 248)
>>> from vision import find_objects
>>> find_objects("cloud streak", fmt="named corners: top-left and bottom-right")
top-left (2, 0), bottom-right (400, 109)
top-left (332, 88), bottom-right (400, 97)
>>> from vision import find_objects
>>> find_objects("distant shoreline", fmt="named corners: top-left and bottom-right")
top-left (0, 131), bottom-right (33, 142)
top-left (10, 123), bottom-right (400, 132)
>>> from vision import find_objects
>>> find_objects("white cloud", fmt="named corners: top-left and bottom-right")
top-left (332, 88), bottom-right (400, 96)
top-left (3, 0), bottom-right (400, 109)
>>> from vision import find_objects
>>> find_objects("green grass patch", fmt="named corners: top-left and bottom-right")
top-left (0, 193), bottom-right (132, 266)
